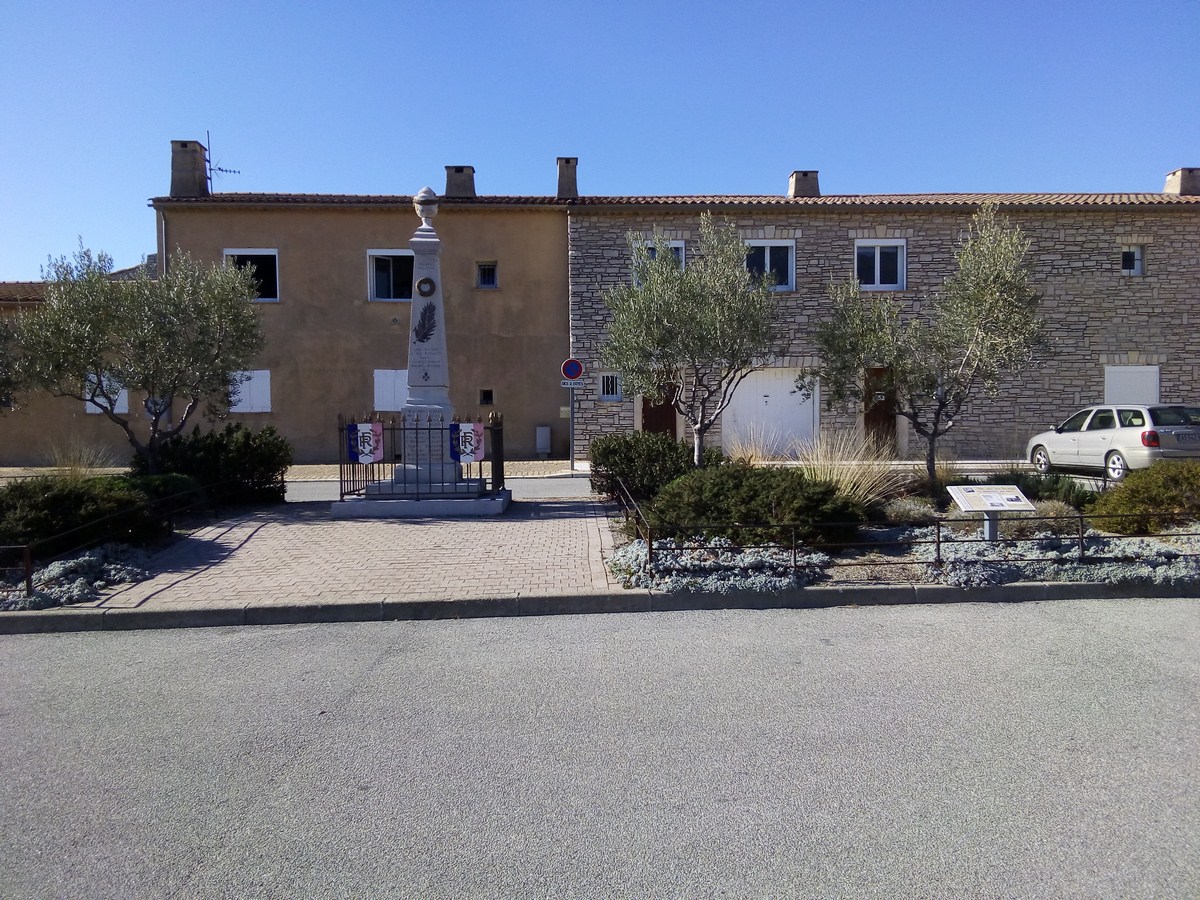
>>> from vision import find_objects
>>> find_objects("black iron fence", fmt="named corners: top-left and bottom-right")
top-left (337, 412), bottom-right (505, 500)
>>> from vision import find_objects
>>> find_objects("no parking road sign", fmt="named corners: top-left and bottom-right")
top-left (561, 357), bottom-right (585, 381)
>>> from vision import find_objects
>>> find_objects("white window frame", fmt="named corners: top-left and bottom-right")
top-left (476, 261), bottom-right (499, 289)
top-left (367, 249), bottom-right (415, 302)
top-left (599, 373), bottom-right (623, 402)
top-left (230, 370), bottom-right (271, 413)
top-left (224, 248), bottom-right (279, 302)
top-left (645, 240), bottom-right (685, 265)
top-left (745, 240), bottom-right (794, 292)
top-left (1120, 245), bottom-right (1144, 277)
top-left (83, 374), bottom-right (128, 414)
top-left (373, 369), bottom-right (409, 412)
top-left (855, 239), bottom-right (906, 291)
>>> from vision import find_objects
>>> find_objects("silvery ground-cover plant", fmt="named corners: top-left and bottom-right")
top-left (609, 536), bottom-right (831, 593)
top-left (609, 525), bottom-right (1200, 593)
top-left (0, 544), bottom-right (150, 611)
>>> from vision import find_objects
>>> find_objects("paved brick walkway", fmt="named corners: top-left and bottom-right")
top-left (94, 497), bottom-right (615, 613)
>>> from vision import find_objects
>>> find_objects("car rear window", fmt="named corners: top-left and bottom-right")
top-left (1149, 406), bottom-right (1200, 426)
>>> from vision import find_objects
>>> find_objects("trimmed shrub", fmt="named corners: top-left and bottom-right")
top-left (883, 496), bottom-right (939, 526)
top-left (976, 469), bottom-right (1097, 510)
top-left (646, 462), bottom-right (865, 546)
top-left (0, 475), bottom-right (169, 559)
top-left (589, 431), bottom-right (724, 503)
top-left (132, 423), bottom-right (293, 504)
top-left (1088, 460), bottom-right (1200, 535)
top-left (113, 473), bottom-right (206, 517)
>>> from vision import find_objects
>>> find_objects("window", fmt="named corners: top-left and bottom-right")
top-left (1085, 409), bottom-right (1116, 431)
top-left (745, 240), bottom-right (794, 291)
top-left (1120, 245), bottom-right (1144, 276)
top-left (1058, 409), bottom-right (1092, 433)
top-left (855, 239), bottom-right (906, 290)
top-left (373, 369), bottom-right (408, 412)
top-left (368, 250), bottom-right (414, 301)
top-left (479, 389), bottom-right (494, 406)
top-left (476, 262), bottom-right (498, 289)
top-left (230, 370), bottom-right (271, 413)
top-left (600, 373), bottom-right (622, 401)
top-left (83, 374), bottom-right (128, 414)
top-left (225, 249), bottom-right (279, 301)
top-left (646, 241), bottom-right (685, 265)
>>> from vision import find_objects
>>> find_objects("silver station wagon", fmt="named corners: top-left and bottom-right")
top-left (1026, 405), bottom-right (1200, 481)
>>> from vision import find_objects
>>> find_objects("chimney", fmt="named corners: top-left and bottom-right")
top-left (170, 140), bottom-right (209, 198)
top-left (444, 165), bottom-right (476, 198)
top-left (557, 157), bottom-right (578, 199)
top-left (787, 170), bottom-right (820, 198)
top-left (1164, 167), bottom-right (1200, 195)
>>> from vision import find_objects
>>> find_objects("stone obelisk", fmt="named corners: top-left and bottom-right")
top-left (400, 187), bottom-right (457, 484)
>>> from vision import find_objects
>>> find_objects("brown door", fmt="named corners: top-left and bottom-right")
top-left (641, 393), bottom-right (677, 438)
top-left (864, 367), bottom-right (897, 452)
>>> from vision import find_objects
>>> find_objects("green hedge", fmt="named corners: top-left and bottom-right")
top-left (1088, 460), bottom-right (1200, 535)
top-left (132, 423), bottom-right (293, 504)
top-left (0, 473), bottom-right (202, 559)
top-left (589, 431), bottom-right (724, 503)
top-left (646, 463), bottom-right (865, 545)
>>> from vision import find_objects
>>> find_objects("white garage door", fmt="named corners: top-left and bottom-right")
top-left (722, 368), bottom-right (819, 456)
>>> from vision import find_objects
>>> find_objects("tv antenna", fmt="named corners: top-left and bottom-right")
top-left (205, 130), bottom-right (241, 189)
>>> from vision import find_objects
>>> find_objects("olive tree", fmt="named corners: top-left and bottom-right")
top-left (798, 203), bottom-right (1046, 488)
top-left (9, 246), bottom-right (264, 472)
top-left (601, 212), bottom-right (782, 466)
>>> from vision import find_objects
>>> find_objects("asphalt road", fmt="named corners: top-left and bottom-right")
top-left (3, 600), bottom-right (1197, 898)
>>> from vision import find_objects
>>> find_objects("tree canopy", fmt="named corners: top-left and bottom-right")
top-left (799, 203), bottom-right (1046, 486)
top-left (601, 212), bottom-right (783, 465)
top-left (7, 246), bottom-right (264, 472)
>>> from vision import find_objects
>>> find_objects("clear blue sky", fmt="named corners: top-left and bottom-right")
top-left (2, 0), bottom-right (1197, 280)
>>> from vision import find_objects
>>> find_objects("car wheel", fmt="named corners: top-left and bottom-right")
top-left (1106, 451), bottom-right (1128, 482)
top-left (1031, 446), bottom-right (1052, 474)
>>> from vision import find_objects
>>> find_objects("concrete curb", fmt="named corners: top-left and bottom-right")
top-left (3, 580), bottom-right (1198, 634)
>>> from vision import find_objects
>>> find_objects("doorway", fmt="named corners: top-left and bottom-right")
top-left (641, 392), bottom-right (678, 438)
top-left (864, 367), bottom-right (897, 452)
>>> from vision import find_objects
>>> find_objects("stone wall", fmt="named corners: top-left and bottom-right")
top-left (568, 204), bottom-right (1200, 461)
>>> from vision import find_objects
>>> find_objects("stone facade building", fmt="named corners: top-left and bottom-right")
top-left (566, 169), bottom-right (1200, 461)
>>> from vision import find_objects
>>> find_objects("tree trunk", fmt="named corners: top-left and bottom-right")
top-left (693, 427), bottom-right (705, 468)
top-left (924, 435), bottom-right (938, 491)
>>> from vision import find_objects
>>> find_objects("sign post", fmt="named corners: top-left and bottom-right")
top-left (946, 485), bottom-right (1034, 541)
top-left (561, 358), bottom-right (584, 471)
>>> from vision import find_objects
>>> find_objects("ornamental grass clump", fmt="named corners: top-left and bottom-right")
top-left (792, 430), bottom-right (910, 510)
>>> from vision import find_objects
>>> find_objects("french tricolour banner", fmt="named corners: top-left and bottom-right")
top-left (348, 422), bottom-right (384, 464)
top-left (451, 422), bottom-right (485, 462)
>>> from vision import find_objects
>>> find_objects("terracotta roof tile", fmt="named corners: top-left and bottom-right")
top-left (151, 191), bottom-right (1200, 209)
top-left (0, 282), bottom-right (45, 302)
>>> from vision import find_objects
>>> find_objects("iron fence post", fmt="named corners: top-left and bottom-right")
top-left (935, 519), bottom-right (942, 566)
top-left (1077, 512), bottom-right (1086, 563)
top-left (490, 413), bottom-right (505, 491)
top-left (646, 524), bottom-right (654, 572)
top-left (23, 544), bottom-right (33, 596)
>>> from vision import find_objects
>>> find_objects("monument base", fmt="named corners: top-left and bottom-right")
top-left (330, 490), bottom-right (512, 519)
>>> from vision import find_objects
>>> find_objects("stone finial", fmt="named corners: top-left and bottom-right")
top-left (414, 187), bottom-right (439, 225)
